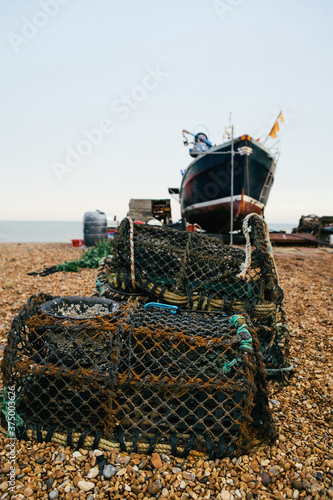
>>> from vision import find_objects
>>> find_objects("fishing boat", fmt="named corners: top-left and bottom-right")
top-left (179, 127), bottom-right (279, 233)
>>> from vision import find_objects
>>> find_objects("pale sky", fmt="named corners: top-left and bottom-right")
top-left (1, 0), bottom-right (332, 223)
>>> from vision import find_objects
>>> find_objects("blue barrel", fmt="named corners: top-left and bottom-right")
top-left (83, 211), bottom-right (107, 247)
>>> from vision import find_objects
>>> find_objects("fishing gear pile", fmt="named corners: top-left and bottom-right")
top-left (292, 214), bottom-right (320, 236)
top-left (96, 214), bottom-right (291, 376)
top-left (1, 293), bottom-right (276, 459)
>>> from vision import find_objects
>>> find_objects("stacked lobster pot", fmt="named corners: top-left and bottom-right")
top-left (0, 213), bottom-right (289, 457)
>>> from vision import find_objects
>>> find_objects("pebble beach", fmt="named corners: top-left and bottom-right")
top-left (0, 243), bottom-right (332, 500)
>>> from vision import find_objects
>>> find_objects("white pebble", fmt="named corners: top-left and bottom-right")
top-left (78, 481), bottom-right (95, 492)
top-left (93, 449), bottom-right (103, 456)
top-left (216, 491), bottom-right (232, 500)
top-left (87, 466), bottom-right (99, 479)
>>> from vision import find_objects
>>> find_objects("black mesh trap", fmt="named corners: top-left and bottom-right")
top-left (1, 293), bottom-right (276, 459)
top-left (96, 214), bottom-right (291, 376)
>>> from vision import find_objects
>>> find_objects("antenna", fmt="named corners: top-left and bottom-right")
top-left (223, 112), bottom-right (233, 142)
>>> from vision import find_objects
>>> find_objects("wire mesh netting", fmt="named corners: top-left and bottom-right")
top-left (96, 214), bottom-right (290, 376)
top-left (1, 293), bottom-right (276, 459)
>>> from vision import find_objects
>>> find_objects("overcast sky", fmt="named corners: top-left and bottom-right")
top-left (1, 0), bottom-right (332, 223)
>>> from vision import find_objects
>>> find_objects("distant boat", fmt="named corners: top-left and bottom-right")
top-left (179, 129), bottom-right (278, 233)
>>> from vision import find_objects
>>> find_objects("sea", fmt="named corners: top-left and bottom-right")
top-left (0, 221), bottom-right (83, 243)
top-left (0, 221), bottom-right (297, 243)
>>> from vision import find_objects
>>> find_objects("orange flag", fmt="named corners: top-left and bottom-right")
top-left (278, 112), bottom-right (285, 122)
top-left (269, 120), bottom-right (280, 139)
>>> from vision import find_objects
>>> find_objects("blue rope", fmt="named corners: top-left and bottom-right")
top-left (95, 277), bottom-right (103, 295)
top-left (220, 314), bottom-right (253, 374)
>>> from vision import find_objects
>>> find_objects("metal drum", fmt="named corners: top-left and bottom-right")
top-left (83, 211), bottom-right (107, 247)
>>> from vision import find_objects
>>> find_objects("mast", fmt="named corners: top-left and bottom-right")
top-left (230, 123), bottom-right (234, 245)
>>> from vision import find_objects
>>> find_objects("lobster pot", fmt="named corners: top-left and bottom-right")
top-left (83, 211), bottom-right (107, 247)
top-left (1, 294), bottom-right (276, 459)
top-left (96, 215), bottom-right (291, 377)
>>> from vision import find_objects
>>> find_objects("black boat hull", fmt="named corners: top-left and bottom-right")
top-left (180, 136), bottom-right (276, 232)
